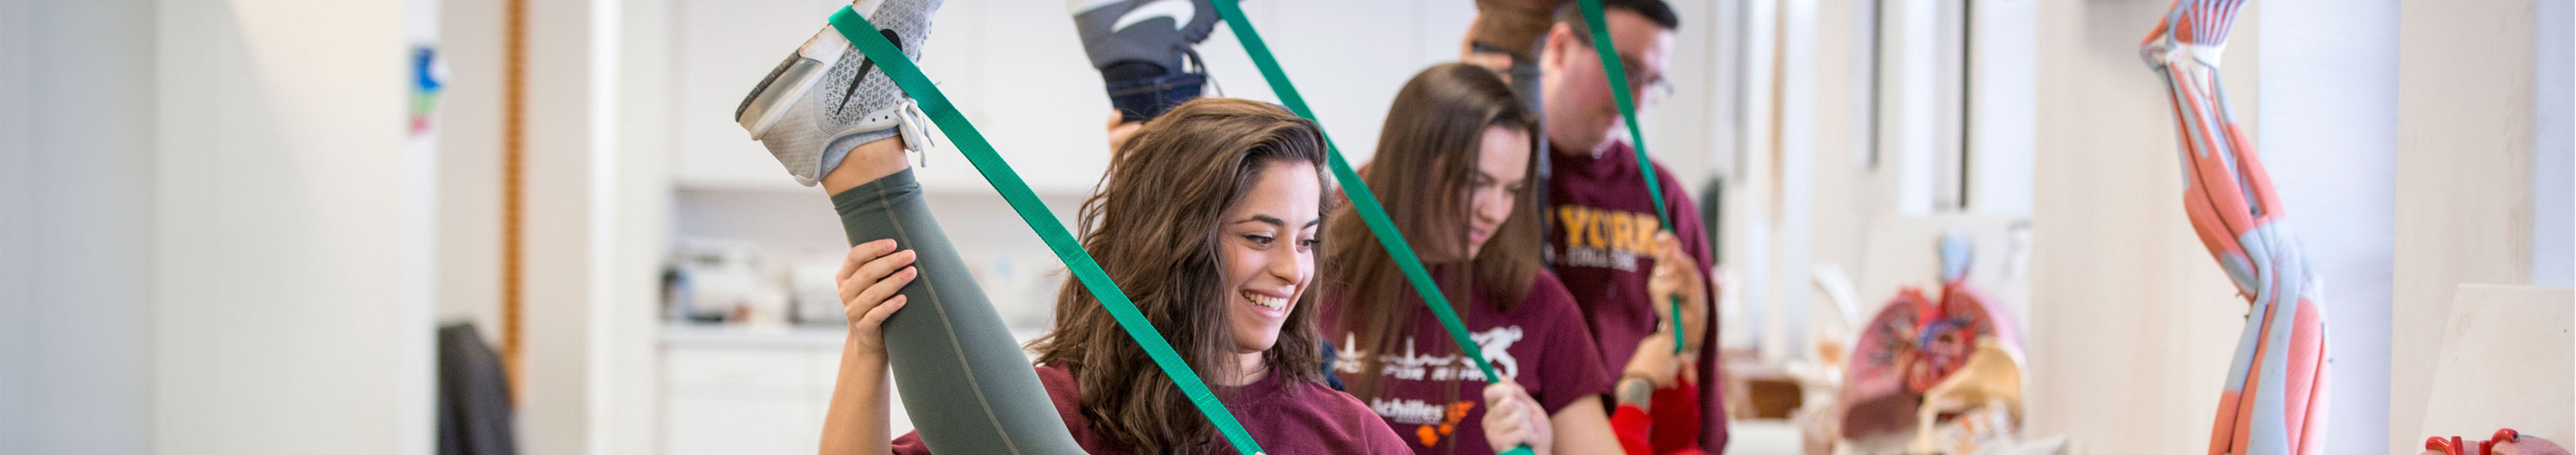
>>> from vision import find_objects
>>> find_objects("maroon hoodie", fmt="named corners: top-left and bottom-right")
top-left (1545, 140), bottom-right (1728, 451)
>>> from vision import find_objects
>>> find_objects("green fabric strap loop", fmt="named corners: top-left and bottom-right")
top-left (1574, 0), bottom-right (1688, 355)
top-left (830, 8), bottom-right (1266, 455)
top-left (1208, 2), bottom-right (1531, 455)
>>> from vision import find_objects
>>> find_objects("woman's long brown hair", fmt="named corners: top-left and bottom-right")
top-left (1324, 63), bottom-right (1543, 403)
top-left (1026, 98), bottom-right (1333, 453)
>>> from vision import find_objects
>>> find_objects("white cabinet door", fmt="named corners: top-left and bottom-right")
top-left (661, 331), bottom-right (838, 455)
top-left (664, 397), bottom-right (820, 455)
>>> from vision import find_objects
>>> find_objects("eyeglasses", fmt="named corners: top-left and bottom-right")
top-left (1628, 71), bottom-right (1674, 108)
top-left (1577, 43), bottom-right (1675, 107)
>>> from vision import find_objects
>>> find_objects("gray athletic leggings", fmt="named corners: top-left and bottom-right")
top-left (831, 169), bottom-right (1086, 454)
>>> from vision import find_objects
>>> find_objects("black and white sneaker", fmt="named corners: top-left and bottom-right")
top-left (1069, 0), bottom-right (1218, 123)
top-left (735, 0), bottom-right (942, 186)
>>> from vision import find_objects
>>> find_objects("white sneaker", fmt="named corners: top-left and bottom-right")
top-left (734, 0), bottom-right (943, 186)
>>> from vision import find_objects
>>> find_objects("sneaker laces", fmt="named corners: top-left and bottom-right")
top-left (893, 100), bottom-right (937, 168)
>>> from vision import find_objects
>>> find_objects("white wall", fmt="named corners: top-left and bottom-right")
top-left (608, 0), bottom-right (677, 452)
top-left (1194, 0), bottom-right (1476, 168)
top-left (436, 0), bottom-right (506, 343)
top-left (0, 0), bottom-right (23, 444)
top-left (2393, 1), bottom-right (2561, 450)
top-left (2257, 2), bottom-right (2398, 452)
top-left (1772, 0), bottom-right (1821, 361)
top-left (515, 0), bottom-right (612, 452)
top-left (1723, 0), bottom-right (1781, 356)
top-left (2531, 0), bottom-right (2573, 288)
top-left (1643, 0), bottom-right (1725, 188)
top-left (1970, 0), bottom-right (2036, 215)
top-left (0, 0), bottom-right (161, 453)
top-left (4, 1), bottom-right (441, 453)
top-left (149, 0), bottom-right (433, 454)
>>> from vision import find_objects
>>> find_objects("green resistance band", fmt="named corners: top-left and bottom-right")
top-left (1208, 3), bottom-right (1532, 455)
top-left (1575, 0), bottom-right (1687, 355)
top-left (830, 8), bottom-right (1267, 455)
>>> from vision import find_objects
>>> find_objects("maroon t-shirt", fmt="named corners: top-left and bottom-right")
top-left (1320, 269), bottom-right (1613, 455)
top-left (1545, 141), bottom-right (1729, 450)
top-left (890, 364), bottom-right (1409, 455)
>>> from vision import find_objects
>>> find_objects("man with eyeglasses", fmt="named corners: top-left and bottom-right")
top-left (1522, 0), bottom-right (1726, 452)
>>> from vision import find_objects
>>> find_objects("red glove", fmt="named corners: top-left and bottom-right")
top-left (1612, 377), bottom-right (1711, 455)
top-left (1612, 403), bottom-right (1655, 455)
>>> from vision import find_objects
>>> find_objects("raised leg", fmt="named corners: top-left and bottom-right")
top-left (735, 1), bottom-right (1086, 452)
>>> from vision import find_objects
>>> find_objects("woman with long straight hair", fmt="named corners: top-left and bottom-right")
top-left (1321, 63), bottom-right (1684, 455)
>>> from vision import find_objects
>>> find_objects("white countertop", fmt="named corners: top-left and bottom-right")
top-left (659, 324), bottom-right (849, 349)
top-left (659, 323), bottom-right (1052, 354)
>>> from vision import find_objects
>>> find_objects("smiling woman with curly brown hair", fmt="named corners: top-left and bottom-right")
top-left (820, 98), bottom-right (1429, 455)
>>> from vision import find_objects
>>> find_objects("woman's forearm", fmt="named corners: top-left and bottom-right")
top-left (820, 333), bottom-right (894, 455)
top-left (1621, 334), bottom-right (1680, 390)
top-left (1550, 395), bottom-right (1624, 455)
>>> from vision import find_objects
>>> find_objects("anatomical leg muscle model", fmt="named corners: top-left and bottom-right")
top-left (2140, 1), bottom-right (2330, 454)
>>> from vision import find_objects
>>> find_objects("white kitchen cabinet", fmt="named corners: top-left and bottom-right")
top-left (659, 325), bottom-right (1048, 455)
top-left (663, 397), bottom-right (822, 455)
top-left (659, 325), bottom-right (844, 455)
